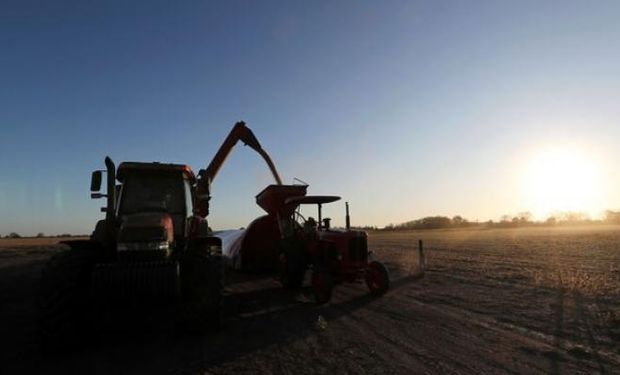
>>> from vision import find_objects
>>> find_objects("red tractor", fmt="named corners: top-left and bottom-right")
top-left (37, 121), bottom-right (282, 348)
top-left (256, 185), bottom-right (390, 304)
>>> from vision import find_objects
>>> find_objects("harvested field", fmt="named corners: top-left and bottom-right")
top-left (2, 227), bottom-right (619, 374)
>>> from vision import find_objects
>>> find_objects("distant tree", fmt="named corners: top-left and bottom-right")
top-left (557, 211), bottom-right (589, 223)
top-left (604, 210), bottom-right (620, 224)
top-left (417, 216), bottom-right (452, 229)
top-left (8, 232), bottom-right (21, 238)
top-left (354, 225), bottom-right (378, 231)
top-left (517, 212), bottom-right (533, 224)
top-left (452, 215), bottom-right (465, 226)
top-left (36, 232), bottom-right (45, 238)
top-left (545, 216), bottom-right (557, 225)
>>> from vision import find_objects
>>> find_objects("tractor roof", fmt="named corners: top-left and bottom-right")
top-left (285, 195), bottom-right (341, 206)
top-left (117, 162), bottom-right (196, 182)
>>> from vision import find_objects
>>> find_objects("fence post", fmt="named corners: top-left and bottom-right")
top-left (410, 239), bottom-right (425, 275)
top-left (418, 239), bottom-right (426, 274)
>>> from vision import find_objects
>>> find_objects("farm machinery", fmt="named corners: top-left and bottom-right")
top-left (254, 185), bottom-right (390, 304)
top-left (37, 120), bottom-right (389, 349)
top-left (37, 121), bottom-right (281, 347)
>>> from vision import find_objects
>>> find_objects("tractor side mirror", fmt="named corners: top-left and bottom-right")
top-left (90, 171), bottom-right (102, 192)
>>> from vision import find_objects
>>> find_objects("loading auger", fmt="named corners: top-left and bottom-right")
top-left (194, 121), bottom-right (283, 218)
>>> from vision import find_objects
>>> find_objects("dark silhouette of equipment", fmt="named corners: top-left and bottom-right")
top-left (256, 185), bottom-right (390, 304)
top-left (36, 119), bottom-right (390, 351)
top-left (36, 121), bottom-right (281, 350)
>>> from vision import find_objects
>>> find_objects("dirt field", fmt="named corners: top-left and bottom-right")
top-left (2, 227), bottom-right (619, 374)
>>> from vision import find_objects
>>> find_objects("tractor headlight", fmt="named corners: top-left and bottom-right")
top-left (118, 241), bottom-right (170, 252)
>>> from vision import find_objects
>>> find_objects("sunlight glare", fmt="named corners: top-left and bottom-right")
top-left (522, 148), bottom-right (605, 220)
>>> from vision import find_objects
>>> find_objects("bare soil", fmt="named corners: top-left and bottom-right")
top-left (1, 227), bottom-right (619, 374)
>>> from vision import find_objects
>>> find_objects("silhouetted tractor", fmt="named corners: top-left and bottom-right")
top-left (36, 122), bottom-right (282, 349)
top-left (256, 185), bottom-right (390, 304)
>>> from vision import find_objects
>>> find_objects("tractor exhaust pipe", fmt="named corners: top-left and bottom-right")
top-left (345, 202), bottom-right (350, 230)
top-left (104, 156), bottom-right (116, 222)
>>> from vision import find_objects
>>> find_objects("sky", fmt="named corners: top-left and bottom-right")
top-left (1, 1), bottom-right (620, 235)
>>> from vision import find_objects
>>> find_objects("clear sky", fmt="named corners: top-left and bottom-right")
top-left (1, 1), bottom-right (620, 235)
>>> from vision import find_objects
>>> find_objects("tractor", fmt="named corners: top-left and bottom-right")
top-left (36, 121), bottom-right (281, 348)
top-left (256, 184), bottom-right (390, 304)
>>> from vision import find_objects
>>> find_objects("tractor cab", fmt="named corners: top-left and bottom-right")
top-left (89, 160), bottom-right (209, 257)
top-left (115, 162), bottom-right (196, 245)
top-left (285, 195), bottom-right (340, 232)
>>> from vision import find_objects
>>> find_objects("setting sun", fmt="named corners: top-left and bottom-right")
top-left (521, 147), bottom-right (606, 220)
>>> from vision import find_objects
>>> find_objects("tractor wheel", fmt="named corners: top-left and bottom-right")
top-left (279, 251), bottom-right (305, 289)
top-left (179, 252), bottom-right (223, 333)
top-left (311, 269), bottom-right (333, 305)
top-left (365, 261), bottom-right (390, 296)
top-left (37, 247), bottom-right (96, 352)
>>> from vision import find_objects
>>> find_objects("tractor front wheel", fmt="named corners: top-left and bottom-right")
top-left (37, 246), bottom-right (97, 352)
top-left (279, 251), bottom-right (305, 289)
top-left (179, 252), bottom-right (222, 333)
top-left (311, 269), bottom-right (333, 304)
top-left (365, 261), bottom-right (390, 296)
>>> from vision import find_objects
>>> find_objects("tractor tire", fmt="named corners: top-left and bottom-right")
top-left (91, 219), bottom-right (107, 243)
top-left (179, 252), bottom-right (223, 333)
top-left (279, 251), bottom-right (305, 289)
top-left (37, 247), bottom-right (96, 352)
top-left (365, 261), bottom-right (390, 296)
top-left (311, 269), bottom-right (333, 305)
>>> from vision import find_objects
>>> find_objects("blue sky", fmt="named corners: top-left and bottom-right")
top-left (1, 1), bottom-right (619, 235)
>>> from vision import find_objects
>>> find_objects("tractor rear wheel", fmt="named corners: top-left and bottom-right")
top-left (37, 246), bottom-right (97, 352)
top-left (179, 251), bottom-right (223, 333)
top-left (311, 269), bottom-right (333, 304)
top-left (279, 251), bottom-right (305, 289)
top-left (365, 261), bottom-right (390, 296)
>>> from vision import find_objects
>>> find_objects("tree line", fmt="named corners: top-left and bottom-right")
top-left (382, 210), bottom-right (620, 231)
top-left (1, 232), bottom-right (74, 239)
top-left (4, 210), bottom-right (620, 236)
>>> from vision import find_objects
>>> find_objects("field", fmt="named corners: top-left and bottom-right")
top-left (2, 226), bottom-right (619, 374)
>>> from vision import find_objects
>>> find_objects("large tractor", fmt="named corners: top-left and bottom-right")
top-left (37, 121), bottom-right (281, 348)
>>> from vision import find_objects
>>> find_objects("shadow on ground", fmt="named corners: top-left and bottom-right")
top-left (4, 262), bottom-right (424, 374)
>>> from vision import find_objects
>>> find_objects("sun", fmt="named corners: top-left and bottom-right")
top-left (521, 147), bottom-right (605, 219)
